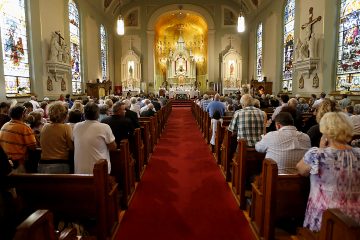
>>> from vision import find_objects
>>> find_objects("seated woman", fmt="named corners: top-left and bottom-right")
top-left (297, 112), bottom-right (360, 232)
top-left (25, 111), bottom-right (44, 146)
top-left (307, 99), bottom-right (339, 147)
top-left (39, 102), bottom-right (73, 173)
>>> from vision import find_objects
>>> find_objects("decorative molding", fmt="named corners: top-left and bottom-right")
top-left (294, 58), bottom-right (320, 79)
top-left (46, 61), bottom-right (71, 82)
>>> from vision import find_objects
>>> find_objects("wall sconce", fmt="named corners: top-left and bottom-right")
top-left (117, 15), bottom-right (124, 35)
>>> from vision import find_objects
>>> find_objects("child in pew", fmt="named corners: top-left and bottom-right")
top-left (210, 110), bottom-right (223, 153)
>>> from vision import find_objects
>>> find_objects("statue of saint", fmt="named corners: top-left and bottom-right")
top-left (294, 38), bottom-right (302, 61)
top-left (128, 65), bottom-right (133, 78)
top-left (308, 33), bottom-right (317, 58)
top-left (230, 63), bottom-right (234, 75)
top-left (49, 32), bottom-right (60, 62)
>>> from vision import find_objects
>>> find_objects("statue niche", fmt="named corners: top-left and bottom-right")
top-left (221, 47), bottom-right (242, 94)
top-left (121, 49), bottom-right (141, 93)
top-left (166, 35), bottom-right (196, 89)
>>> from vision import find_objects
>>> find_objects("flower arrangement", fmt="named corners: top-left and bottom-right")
top-left (17, 86), bottom-right (29, 94)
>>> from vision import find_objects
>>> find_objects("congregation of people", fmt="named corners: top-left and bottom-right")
top-left (195, 89), bottom-right (360, 232)
top-left (0, 93), bottom-right (167, 175)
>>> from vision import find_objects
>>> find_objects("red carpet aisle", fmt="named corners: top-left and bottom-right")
top-left (116, 107), bottom-right (254, 240)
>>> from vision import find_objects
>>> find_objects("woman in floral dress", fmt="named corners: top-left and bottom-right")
top-left (297, 112), bottom-right (360, 232)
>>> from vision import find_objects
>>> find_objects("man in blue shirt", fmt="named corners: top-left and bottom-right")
top-left (206, 94), bottom-right (226, 117)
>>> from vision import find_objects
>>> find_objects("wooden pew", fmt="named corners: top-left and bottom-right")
top-left (297, 209), bottom-right (360, 240)
top-left (133, 128), bottom-right (145, 181)
top-left (250, 159), bottom-right (309, 240)
top-left (7, 160), bottom-right (119, 240)
top-left (214, 120), bottom-right (231, 164)
top-left (139, 117), bottom-right (155, 153)
top-left (220, 129), bottom-right (237, 181)
top-left (110, 139), bottom-right (135, 209)
top-left (139, 120), bottom-right (151, 163)
top-left (14, 209), bottom-right (79, 240)
top-left (231, 139), bottom-right (265, 209)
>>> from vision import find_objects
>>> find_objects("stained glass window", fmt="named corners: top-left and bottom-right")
top-left (69, 0), bottom-right (82, 94)
top-left (282, 0), bottom-right (295, 92)
top-left (256, 23), bottom-right (263, 81)
top-left (336, 0), bottom-right (360, 92)
top-left (0, 0), bottom-right (31, 95)
top-left (100, 24), bottom-right (108, 81)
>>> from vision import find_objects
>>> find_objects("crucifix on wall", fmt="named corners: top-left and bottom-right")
top-left (301, 7), bottom-right (322, 41)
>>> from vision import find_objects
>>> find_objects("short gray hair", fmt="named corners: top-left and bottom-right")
top-left (240, 94), bottom-right (253, 107)
top-left (354, 104), bottom-right (360, 115)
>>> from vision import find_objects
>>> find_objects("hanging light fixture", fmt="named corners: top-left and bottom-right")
top-left (117, 15), bottom-right (124, 35)
top-left (237, 2), bottom-right (245, 33)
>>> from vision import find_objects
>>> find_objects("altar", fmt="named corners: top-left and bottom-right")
top-left (169, 90), bottom-right (199, 99)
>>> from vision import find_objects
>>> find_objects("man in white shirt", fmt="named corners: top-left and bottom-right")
top-left (255, 112), bottom-right (311, 172)
top-left (311, 92), bottom-right (326, 110)
top-left (29, 95), bottom-right (40, 110)
top-left (73, 102), bottom-right (116, 174)
top-left (351, 104), bottom-right (360, 135)
top-left (271, 94), bottom-right (289, 121)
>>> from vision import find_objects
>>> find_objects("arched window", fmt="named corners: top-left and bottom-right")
top-left (100, 24), bottom-right (108, 81)
top-left (256, 23), bottom-right (263, 81)
top-left (336, 0), bottom-right (360, 91)
top-left (0, 0), bottom-right (31, 95)
top-left (69, 0), bottom-right (82, 94)
top-left (282, 0), bottom-right (295, 92)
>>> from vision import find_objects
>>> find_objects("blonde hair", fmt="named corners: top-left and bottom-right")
top-left (316, 99), bottom-right (339, 123)
top-left (320, 112), bottom-right (353, 143)
top-left (48, 102), bottom-right (68, 123)
top-left (71, 100), bottom-right (84, 113)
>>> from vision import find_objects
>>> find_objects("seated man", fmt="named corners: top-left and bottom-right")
top-left (255, 112), bottom-right (311, 172)
top-left (206, 93), bottom-right (225, 117)
top-left (141, 103), bottom-right (156, 117)
top-left (228, 94), bottom-right (265, 147)
top-left (0, 105), bottom-right (37, 172)
top-left (101, 101), bottom-right (134, 146)
top-left (73, 102), bottom-right (116, 174)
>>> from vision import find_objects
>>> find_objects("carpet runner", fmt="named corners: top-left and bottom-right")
top-left (116, 107), bottom-right (254, 240)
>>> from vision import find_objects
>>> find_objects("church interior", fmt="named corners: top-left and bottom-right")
top-left (0, 0), bottom-right (360, 239)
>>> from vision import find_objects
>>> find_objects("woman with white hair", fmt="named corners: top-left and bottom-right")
top-left (130, 97), bottom-right (140, 117)
top-left (297, 112), bottom-right (360, 232)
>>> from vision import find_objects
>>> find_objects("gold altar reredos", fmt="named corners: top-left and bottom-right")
top-left (154, 11), bottom-right (208, 89)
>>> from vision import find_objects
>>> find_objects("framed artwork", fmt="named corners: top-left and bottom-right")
top-left (223, 7), bottom-right (237, 26)
top-left (125, 9), bottom-right (139, 27)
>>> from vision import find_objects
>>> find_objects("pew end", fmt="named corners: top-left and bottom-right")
top-left (296, 209), bottom-right (360, 240)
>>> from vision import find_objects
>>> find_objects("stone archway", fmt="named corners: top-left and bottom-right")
top-left (145, 4), bottom-right (216, 93)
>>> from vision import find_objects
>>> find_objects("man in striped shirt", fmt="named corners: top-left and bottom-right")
top-left (228, 94), bottom-right (265, 147)
top-left (0, 105), bottom-right (37, 172)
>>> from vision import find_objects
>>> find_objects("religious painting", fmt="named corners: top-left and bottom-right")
top-left (313, 73), bottom-right (319, 88)
top-left (1, 0), bottom-right (31, 95)
top-left (69, 0), bottom-right (82, 94)
top-left (125, 9), bottom-right (139, 27)
top-left (104, 0), bottom-right (113, 8)
top-left (228, 60), bottom-right (236, 76)
top-left (256, 23), bottom-right (263, 81)
top-left (223, 8), bottom-right (237, 26)
top-left (299, 75), bottom-right (304, 89)
top-left (336, 0), bottom-right (360, 91)
top-left (282, 0), bottom-right (295, 92)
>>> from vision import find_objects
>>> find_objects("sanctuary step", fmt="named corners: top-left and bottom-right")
top-left (171, 100), bottom-right (192, 107)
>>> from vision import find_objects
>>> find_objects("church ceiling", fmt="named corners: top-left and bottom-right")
top-left (102, 0), bottom-right (271, 17)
